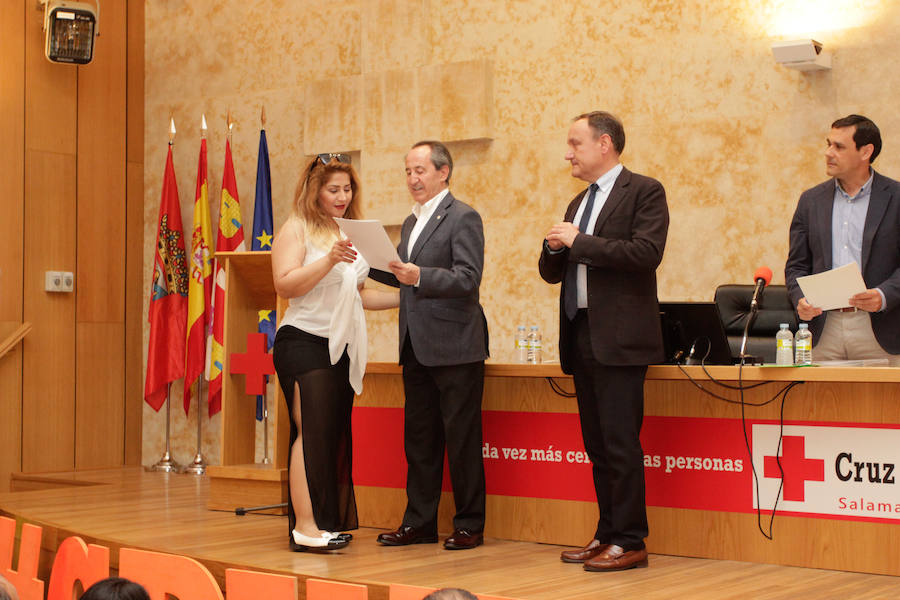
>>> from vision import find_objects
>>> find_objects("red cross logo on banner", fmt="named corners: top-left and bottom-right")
top-left (229, 333), bottom-right (275, 395)
top-left (764, 435), bottom-right (825, 502)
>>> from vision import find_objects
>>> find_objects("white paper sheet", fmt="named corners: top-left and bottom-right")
top-left (796, 262), bottom-right (867, 311)
top-left (333, 218), bottom-right (400, 271)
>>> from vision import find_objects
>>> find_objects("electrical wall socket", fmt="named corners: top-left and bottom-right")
top-left (45, 270), bottom-right (74, 293)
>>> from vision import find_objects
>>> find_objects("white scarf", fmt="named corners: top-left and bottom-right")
top-left (327, 263), bottom-right (367, 395)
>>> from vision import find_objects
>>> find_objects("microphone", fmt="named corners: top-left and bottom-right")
top-left (749, 266), bottom-right (773, 312)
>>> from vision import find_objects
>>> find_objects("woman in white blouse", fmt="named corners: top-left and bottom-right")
top-left (272, 154), bottom-right (398, 552)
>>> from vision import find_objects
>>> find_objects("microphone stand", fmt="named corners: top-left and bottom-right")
top-left (739, 282), bottom-right (764, 365)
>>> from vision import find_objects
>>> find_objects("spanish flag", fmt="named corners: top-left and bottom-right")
top-left (184, 136), bottom-right (213, 414)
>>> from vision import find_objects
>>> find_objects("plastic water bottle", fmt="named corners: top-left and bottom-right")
top-left (795, 323), bottom-right (812, 365)
top-left (526, 326), bottom-right (542, 364)
top-left (515, 325), bottom-right (528, 363)
top-left (775, 323), bottom-right (794, 366)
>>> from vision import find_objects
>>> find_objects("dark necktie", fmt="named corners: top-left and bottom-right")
top-left (564, 183), bottom-right (599, 320)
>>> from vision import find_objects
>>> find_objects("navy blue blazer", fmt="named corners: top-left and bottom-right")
top-left (785, 171), bottom-right (900, 354)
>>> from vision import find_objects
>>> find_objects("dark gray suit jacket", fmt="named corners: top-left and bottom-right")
top-left (785, 171), bottom-right (900, 354)
top-left (372, 191), bottom-right (489, 366)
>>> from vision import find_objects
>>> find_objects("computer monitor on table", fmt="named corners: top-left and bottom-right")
top-left (659, 302), bottom-right (734, 365)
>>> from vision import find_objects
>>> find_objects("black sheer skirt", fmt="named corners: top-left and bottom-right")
top-left (272, 325), bottom-right (358, 537)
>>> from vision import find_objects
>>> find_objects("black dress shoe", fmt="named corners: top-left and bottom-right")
top-left (376, 525), bottom-right (438, 546)
top-left (444, 528), bottom-right (483, 550)
top-left (332, 532), bottom-right (353, 542)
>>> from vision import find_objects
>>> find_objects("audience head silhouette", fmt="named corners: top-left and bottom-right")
top-left (80, 578), bottom-right (150, 600)
top-left (422, 589), bottom-right (479, 600)
top-left (0, 574), bottom-right (19, 600)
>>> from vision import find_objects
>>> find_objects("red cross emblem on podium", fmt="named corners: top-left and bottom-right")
top-left (764, 435), bottom-right (825, 502)
top-left (229, 332), bottom-right (275, 395)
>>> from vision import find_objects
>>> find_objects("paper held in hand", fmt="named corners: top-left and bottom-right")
top-left (333, 218), bottom-right (400, 271)
top-left (796, 262), bottom-right (867, 311)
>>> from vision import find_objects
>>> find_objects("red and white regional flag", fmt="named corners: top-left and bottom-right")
top-left (145, 144), bottom-right (188, 410)
top-left (206, 138), bottom-right (245, 416)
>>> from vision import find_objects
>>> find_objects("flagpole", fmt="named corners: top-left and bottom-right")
top-left (261, 389), bottom-right (270, 464)
top-left (183, 113), bottom-right (210, 476)
top-left (182, 378), bottom-right (208, 474)
top-left (149, 383), bottom-right (181, 472)
top-left (147, 119), bottom-right (183, 474)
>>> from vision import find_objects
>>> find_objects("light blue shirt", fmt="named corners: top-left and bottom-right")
top-left (572, 163), bottom-right (623, 309)
top-left (831, 171), bottom-right (886, 310)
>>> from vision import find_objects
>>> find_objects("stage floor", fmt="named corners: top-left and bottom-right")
top-left (1, 468), bottom-right (898, 600)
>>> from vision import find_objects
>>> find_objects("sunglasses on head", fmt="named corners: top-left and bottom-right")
top-left (317, 153), bottom-right (351, 166)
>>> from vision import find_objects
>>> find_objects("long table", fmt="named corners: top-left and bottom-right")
top-left (354, 363), bottom-right (900, 576)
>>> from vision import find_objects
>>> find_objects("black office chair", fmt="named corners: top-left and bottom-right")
top-left (714, 284), bottom-right (798, 363)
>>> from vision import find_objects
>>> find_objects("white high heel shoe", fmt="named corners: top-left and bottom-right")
top-left (291, 530), bottom-right (349, 551)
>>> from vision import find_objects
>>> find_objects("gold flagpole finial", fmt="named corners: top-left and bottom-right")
top-left (201, 113), bottom-right (208, 140)
top-left (169, 117), bottom-right (176, 145)
top-left (261, 106), bottom-right (266, 129)
top-left (226, 109), bottom-right (234, 142)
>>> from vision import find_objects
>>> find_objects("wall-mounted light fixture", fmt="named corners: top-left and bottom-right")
top-left (40, 0), bottom-right (100, 65)
top-left (771, 39), bottom-right (831, 72)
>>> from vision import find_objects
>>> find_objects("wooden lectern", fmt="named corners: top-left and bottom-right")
top-left (206, 251), bottom-right (290, 514)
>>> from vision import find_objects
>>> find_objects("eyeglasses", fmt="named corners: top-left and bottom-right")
top-left (317, 153), bottom-right (351, 166)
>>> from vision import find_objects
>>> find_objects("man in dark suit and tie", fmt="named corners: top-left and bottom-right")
top-left (786, 115), bottom-right (900, 365)
top-left (540, 111), bottom-right (668, 571)
top-left (374, 140), bottom-right (490, 550)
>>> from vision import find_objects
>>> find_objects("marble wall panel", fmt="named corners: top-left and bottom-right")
top-left (304, 75), bottom-right (363, 154)
top-left (419, 59), bottom-right (493, 141)
top-left (362, 68), bottom-right (421, 151)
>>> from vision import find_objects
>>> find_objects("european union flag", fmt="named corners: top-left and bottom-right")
top-left (251, 129), bottom-right (273, 251)
top-left (257, 309), bottom-right (276, 420)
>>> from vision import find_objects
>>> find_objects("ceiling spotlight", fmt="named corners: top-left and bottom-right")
top-left (41, 0), bottom-right (100, 65)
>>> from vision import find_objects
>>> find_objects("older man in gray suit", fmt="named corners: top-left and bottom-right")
top-left (373, 140), bottom-right (489, 550)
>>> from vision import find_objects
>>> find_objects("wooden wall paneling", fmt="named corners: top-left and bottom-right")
top-left (22, 0), bottom-right (78, 473)
top-left (22, 151), bottom-right (77, 473)
top-left (76, 0), bottom-right (126, 322)
top-left (124, 0), bottom-right (145, 465)
top-left (126, 0), bottom-right (144, 165)
top-left (0, 0), bottom-right (26, 490)
top-left (75, 0), bottom-right (128, 469)
top-left (23, 2), bottom-right (77, 155)
top-left (75, 323), bottom-right (126, 468)
top-left (125, 162), bottom-right (144, 464)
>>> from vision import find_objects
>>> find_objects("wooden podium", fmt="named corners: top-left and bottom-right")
top-left (206, 251), bottom-right (290, 514)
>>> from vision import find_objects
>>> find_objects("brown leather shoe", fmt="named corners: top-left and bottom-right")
top-left (376, 525), bottom-right (438, 546)
top-left (443, 528), bottom-right (484, 550)
top-left (560, 539), bottom-right (609, 563)
top-left (583, 545), bottom-right (648, 571)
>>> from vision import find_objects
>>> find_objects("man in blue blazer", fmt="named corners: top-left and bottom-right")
top-left (373, 141), bottom-right (490, 550)
top-left (785, 115), bottom-right (900, 364)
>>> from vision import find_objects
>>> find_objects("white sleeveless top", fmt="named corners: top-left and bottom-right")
top-left (279, 220), bottom-right (370, 394)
